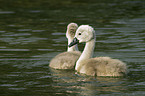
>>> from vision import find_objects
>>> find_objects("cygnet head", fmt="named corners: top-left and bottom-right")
top-left (69, 25), bottom-right (95, 47)
top-left (66, 23), bottom-right (78, 39)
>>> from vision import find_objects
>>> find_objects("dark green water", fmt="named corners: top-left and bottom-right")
top-left (0, 0), bottom-right (145, 96)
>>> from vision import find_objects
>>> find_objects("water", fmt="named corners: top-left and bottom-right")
top-left (0, 0), bottom-right (145, 96)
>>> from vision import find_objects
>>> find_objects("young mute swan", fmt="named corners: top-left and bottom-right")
top-left (49, 23), bottom-right (81, 69)
top-left (69, 25), bottom-right (127, 76)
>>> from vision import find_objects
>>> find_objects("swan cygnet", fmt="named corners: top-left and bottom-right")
top-left (69, 25), bottom-right (128, 76)
top-left (49, 23), bottom-right (81, 69)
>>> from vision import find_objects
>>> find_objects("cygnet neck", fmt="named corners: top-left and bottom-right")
top-left (75, 38), bottom-right (95, 70)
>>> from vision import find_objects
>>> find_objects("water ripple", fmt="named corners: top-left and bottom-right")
top-left (0, 11), bottom-right (15, 14)
top-left (0, 49), bottom-right (29, 51)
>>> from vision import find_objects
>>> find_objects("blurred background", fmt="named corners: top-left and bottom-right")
top-left (0, 0), bottom-right (145, 96)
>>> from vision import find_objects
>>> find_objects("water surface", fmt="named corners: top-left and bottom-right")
top-left (0, 0), bottom-right (145, 96)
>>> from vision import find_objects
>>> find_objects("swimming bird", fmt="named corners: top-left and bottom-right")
top-left (49, 23), bottom-right (81, 69)
top-left (69, 25), bottom-right (127, 76)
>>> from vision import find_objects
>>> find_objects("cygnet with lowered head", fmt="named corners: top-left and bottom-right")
top-left (69, 25), bottom-right (128, 76)
top-left (49, 23), bottom-right (81, 69)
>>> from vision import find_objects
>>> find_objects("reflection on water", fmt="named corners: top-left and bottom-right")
top-left (49, 68), bottom-right (133, 96)
top-left (0, 0), bottom-right (145, 96)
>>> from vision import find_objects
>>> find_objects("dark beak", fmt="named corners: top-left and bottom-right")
top-left (68, 37), bottom-right (79, 47)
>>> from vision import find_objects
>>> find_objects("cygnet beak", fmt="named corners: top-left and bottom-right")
top-left (68, 37), bottom-right (79, 47)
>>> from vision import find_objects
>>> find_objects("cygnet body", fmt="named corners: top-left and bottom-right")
top-left (69, 25), bottom-right (127, 76)
top-left (49, 23), bottom-right (81, 69)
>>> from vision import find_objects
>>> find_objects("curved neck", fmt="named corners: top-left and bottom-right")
top-left (75, 39), bottom-right (95, 70)
top-left (67, 37), bottom-right (79, 52)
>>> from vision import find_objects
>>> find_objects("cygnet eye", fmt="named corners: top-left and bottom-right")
top-left (78, 33), bottom-right (81, 35)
